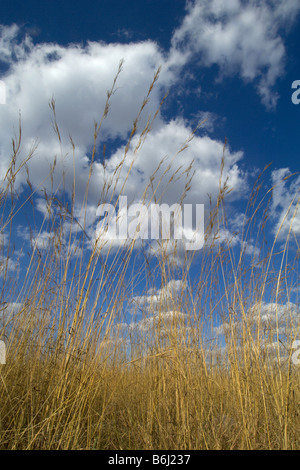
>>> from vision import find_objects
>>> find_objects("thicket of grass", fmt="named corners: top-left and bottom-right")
top-left (0, 66), bottom-right (299, 450)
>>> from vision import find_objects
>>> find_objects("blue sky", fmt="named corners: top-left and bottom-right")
top-left (1, 0), bottom-right (300, 346)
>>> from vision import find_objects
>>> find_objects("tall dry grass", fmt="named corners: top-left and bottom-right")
top-left (0, 65), bottom-right (299, 450)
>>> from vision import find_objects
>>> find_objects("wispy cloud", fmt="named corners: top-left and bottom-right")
top-left (171, 0), bottom-right (300, 109)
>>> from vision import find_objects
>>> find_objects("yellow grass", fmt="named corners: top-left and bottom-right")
top-left (0, 66), bottom-right (299, 450)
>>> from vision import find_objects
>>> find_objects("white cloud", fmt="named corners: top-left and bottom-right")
top-left (89, 118), bottom-right (245, 253)
top-left (0, 23), bottom-right (246, 244)
top-left (270, 168), bottom-right (300, 240)
top-left (0, 24), bottom-right (33, 63)
top-left (215, 301), bottom-right (300, 363)
top-left (0, 255), bottom-right (19, 278)
top-left (0, 231), bottom-right (9, 249)
top-left (147, 239), bottom-right (188, 267)
top-left (32, 231), bottom-right (55, 250)
top-left (0, 301), bottom-right (23, 325)
top-left (101, 120), bottom-right (244, 204)
top-left (131, 279), bottom-right (185, 312)
top-left (135, 310), bottom-right (187, 333)
top-left (171, 0), bottom-right (300, 108)
top-left (0, 26), bottom-right (168, 191)
top-left (0, 16), bottom-right (292, 267)
top-left (249, 301), bottom-right (299, 327)
top-left (105, 280), bottom-right (189, 354)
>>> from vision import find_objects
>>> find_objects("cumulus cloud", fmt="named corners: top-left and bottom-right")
top-left (147, 239), bottom-right (189, 267)
top-left (250, 301), bottom-right (299, 327)
top-left (132, 310), bottom-right (187, 333)
top-left (0, 22), bottom-right (246, 256)
top-left (0, 301), bottom-right (23, 322)
top-left (171, 0), bottom-right (300, 108)
top-left (1, 3), bottom-right (297, 260)
top-left (131, 279), bottom-right (185, 312)
top-left (216, 301), bottom-right (299, 336)
top-left (215, 300), bottom-right (300, 363)
top-left (0, 28), bottom-right (166, 190)
top-left (0, 255), bottom-right (19, 278)
top-left (99, 120), bottom-right (244, 205)
top-left (91, 118), bottom-right (244, 254)
top-left (270, 168), bottom-right (300, 240)
top-left (103, 280), bottom-right (189, 354)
